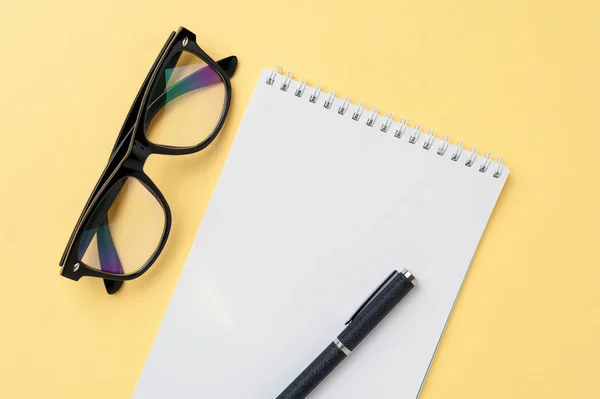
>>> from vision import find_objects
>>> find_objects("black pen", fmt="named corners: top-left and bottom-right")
top-left (276, 269), bottom-right (417, 399)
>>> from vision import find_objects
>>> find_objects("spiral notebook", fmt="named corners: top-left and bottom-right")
top-left (133, 68), bottom-right (509, 399)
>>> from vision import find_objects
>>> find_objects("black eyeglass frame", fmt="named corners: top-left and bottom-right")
top-left (58, 27), bottom-right (237, 294)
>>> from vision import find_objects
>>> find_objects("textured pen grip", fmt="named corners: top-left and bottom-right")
top-left (338, 273), bottom-right (414, 351)
top-left (276, 342), bottom-right (346, 399)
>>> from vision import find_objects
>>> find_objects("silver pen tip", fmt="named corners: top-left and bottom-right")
top-left (400, 268), bottom-right (417, 286)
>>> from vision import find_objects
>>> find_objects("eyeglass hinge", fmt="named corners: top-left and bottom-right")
top-left (131, 142), bottom-right (151, 163)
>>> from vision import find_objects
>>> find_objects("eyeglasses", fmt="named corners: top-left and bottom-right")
top-left (59, 27), bottom-right (237, 294)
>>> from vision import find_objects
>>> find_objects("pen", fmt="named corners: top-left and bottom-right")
top-left (275, 268), bottom-right (417, 399)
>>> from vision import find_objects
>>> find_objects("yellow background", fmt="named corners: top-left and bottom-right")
top-left (1, 1), bottom-right (598, 398)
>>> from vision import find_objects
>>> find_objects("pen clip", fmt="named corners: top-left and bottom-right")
top-left (345, 270), bottom-right (399, 325)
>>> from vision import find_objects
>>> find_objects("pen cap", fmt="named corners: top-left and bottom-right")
top-left (338, 269), bottom-right (415, 351)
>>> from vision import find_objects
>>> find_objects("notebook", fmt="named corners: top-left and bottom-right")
top-left (133, 67), bottom-right (509, 399)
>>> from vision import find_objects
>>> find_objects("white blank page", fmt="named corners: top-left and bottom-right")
top-left (133, 69), bottom-right (509, 399)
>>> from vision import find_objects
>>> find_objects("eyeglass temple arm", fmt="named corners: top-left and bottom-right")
top-left (78, 218), bottom-right (125, 295)
top-left (78, 180), bottom-right (126, 270)
top-left (95, 193), bottom-right (126, 295)
top-left (77, 180), bottom-right (126, 294)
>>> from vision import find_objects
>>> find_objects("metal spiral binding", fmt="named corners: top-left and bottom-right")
top-left (451, 141), bottom-right (465, 161)
top-left (266, 66), bottom-right (506, 178)
top-left (380, 112), bottom-right (393, 132)
top-left (280, 72), bottom-right (293, 92)
top-left (437, 135), bottom-right (450, 156)
top-left (338, 96), bottom-right (351, 115)
top-left (295, 77), bottom-right (307, 97)
top-left (309, 84), bottom-right (322, 103)
top-left (394, 118), bottom-right (408, 139)
top-left (323, 90), bottom-right (336, 109)
top-left (493, 157), bottom-right (504, 178)
top-left (352, 101), bottom-right (365, 121)
top-left (266, 66), bottom-right (282, 85)
top-left (479, 152), bottom-right (493, 172)
top-left (408, 124), bottom-right (422, 144)
top-left (465, 146), bottom-right (479, 167)
top-left (366, 107), bottom-right (379, 127)
top-left (423, 129), bottom-right (436, 150)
